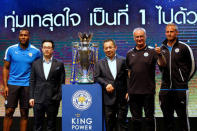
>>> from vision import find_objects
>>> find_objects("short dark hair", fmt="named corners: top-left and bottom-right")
top-left (19, 29), bottom-right (30, 35)
top-left (42, 40), bottom-right (55, 49)
top-left (103, 39), bottom-right (116, 48)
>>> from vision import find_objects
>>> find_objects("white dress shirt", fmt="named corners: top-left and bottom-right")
top-left (43, 57), bottom-right (53, 80)
top-left (106, 55), bottom-right (117, 80)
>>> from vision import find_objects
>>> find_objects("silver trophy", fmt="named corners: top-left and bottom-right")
top-left (71, 32), bottom-right (98, 84)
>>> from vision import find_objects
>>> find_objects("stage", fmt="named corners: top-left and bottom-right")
top-left (1, 117), bottom-right (197, 131)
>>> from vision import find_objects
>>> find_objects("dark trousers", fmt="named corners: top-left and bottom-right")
top-left (159, 90), bottom-right (190, 131)
top-left (104, 101), bottom-right (128, 131)
top-left (33, 101), bottom-right (60, 131)
top-left (129, 94), bottom-right (155, 131)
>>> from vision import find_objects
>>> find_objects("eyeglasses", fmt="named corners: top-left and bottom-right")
top-left (43, 46), bottom-right (53, 49)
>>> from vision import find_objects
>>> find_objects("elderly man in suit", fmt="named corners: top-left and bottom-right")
top-left (29, 40), bottom-right (65, 131)
top-left (94, 39), bottom-right (128, 131)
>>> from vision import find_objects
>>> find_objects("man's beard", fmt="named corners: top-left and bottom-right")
top-left (168, 37), bottom-right (177, 43)
top-left (137, 43), bottom-right (146, 49)
top-left (20, 40), bottom-right (29, 46)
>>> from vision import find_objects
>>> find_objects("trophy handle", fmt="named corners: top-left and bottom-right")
top-left (87, 33), bottom-right (93, 43)
top-left (78, 32), bottom-right (83, 42)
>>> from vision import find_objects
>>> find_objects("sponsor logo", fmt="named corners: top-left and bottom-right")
top-left (72, 114), bottom-right (93, 130)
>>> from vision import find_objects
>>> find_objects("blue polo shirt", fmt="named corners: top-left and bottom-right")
top-left (4, 43), bottom-right (41, 86)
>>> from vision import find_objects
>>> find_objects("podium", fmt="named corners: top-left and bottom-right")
top-left (62, 83), bottom-right (103, 131)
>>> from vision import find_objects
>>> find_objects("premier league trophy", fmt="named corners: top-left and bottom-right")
top-left (70, 32), bottom-right (98, 84)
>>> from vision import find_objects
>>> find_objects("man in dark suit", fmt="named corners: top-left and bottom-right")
top-left (94, 39), bottom-right (128, 131)
top-left (29, 40), bottom-right (65, 131)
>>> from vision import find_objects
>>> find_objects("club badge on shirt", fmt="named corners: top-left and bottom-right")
top-left (144, 52), bottom-right (149, 57)
top-left (175, 48), bottom-right (180, 53)
top-left (29, 53), bottom-right (33, 57)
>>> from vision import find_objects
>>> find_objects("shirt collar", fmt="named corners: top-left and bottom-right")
top-left (106, 54), bottom-right (117, 61)
top-left (18, 43), bottom-right (31, 51)
top-left (43, 56), bottom-right (53, 63)
top-left (134, 45), bottom-right (148, 51)
top-left (162, 38), bottom-right (179, 47)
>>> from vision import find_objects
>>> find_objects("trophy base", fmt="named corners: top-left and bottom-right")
top-left (77, 78), bottom-right (94, 84)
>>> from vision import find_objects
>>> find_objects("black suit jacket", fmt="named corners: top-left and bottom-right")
top-left (29, 57), bottom-right (65, 104)
top-left (94, 56), bottom-right (127, 106)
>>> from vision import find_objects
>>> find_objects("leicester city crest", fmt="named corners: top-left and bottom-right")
top-left (72, 90), bottom-right (92, 111)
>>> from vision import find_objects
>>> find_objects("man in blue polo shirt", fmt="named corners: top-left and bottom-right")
top-left (3, 29), bottom-right (41, 131)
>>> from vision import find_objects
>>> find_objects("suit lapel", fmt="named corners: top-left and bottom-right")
top-left (116, 57), bottom-right (121, 76)
top-left (40, 58), bottom-right (46, 80)
top-left (47, 58), bottom-right (57, 80)
top-left (104, 58), bottom-right (114, 80)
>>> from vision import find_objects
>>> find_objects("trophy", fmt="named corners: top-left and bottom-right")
top-left (70, 32), bottom-right (98, 84)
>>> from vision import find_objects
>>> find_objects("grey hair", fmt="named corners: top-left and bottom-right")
top-left (166, 23), bottom-right (178, 31)
top-left (133, 27), bottom-right (146, 36)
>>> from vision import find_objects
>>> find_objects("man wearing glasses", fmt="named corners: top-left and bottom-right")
top-left (29, 40), bottom-right (65, 131)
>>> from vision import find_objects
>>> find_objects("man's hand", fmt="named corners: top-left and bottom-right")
top-left (155, 44), bottom-right (166, 66)
top-left (29, 99), bottom-right (35, 107)
top-left (4, 86), bottom-right (9, 99)
top-left (128, 70), bottom-right (131, 79)
top-left (154, 44), bottom-right (161, 54)
top-left (125, 93), bottom-right (129, 101)
top-left (106, 84), bottom-right (114, 93)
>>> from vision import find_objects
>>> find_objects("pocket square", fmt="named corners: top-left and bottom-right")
top-left (55, 66), bottom-right (60, 70)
